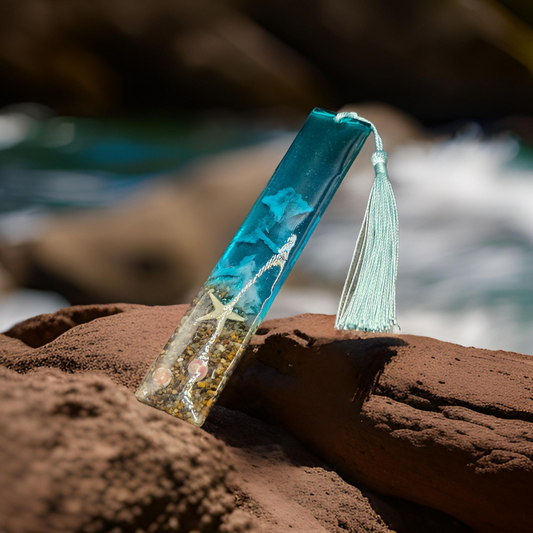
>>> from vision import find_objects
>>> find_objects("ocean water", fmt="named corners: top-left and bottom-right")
top-left (0, 104), bottom-right (263, 212)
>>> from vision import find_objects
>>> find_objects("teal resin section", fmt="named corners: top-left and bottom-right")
top-left (135, 108), bottom-right (371, 426)
top-left (208, 108), bottom-right (371, 324)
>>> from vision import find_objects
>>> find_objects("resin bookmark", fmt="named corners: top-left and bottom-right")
top-left (135, 109), bottom-right (371, 426)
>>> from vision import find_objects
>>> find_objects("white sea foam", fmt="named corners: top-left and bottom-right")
top-left (0, 289), bottom-right (70, 333)
top-left (269, 130), bottom-right (533, 355)
top-left (0, 112), bottom-right (34, 149)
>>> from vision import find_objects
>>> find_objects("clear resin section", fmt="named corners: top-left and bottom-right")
top-left (135, 109), bottom-right (371, 426)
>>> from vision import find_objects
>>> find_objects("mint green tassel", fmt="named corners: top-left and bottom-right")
top-left (334, 113), bottom-right (399, 333)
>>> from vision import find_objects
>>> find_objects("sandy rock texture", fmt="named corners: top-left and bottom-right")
top-left (0, 304), bottom-right (398, 533)
top-left (1, 303), bottom-right (530, 532)
top-left (222, 314), bottom-right (533, 533)
top-left (0, 366), bottom-right (253, 533)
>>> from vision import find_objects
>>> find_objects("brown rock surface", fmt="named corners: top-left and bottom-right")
top-left (1, 303), bottom-right (530, 532)
top-left (0, 366), bottom-right (254, 533)
top-left (222, 314), bottom-right (533, 533)
top-left (0, 304), bottom-right (406, 533)
top-left (204, 408), bottom-right (396, 533)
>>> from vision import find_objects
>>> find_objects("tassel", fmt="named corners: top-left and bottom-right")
top-left (334, 112), bottom-right (399, 333)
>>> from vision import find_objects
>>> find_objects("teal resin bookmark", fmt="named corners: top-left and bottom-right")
top-left (135, 108), bottom-right (384, 426)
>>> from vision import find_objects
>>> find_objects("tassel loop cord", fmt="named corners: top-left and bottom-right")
top-left (334, 111), bottom-right (383, 152)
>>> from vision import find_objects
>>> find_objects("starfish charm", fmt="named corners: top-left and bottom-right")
top-left (197, 292), bottom-right (245, 328)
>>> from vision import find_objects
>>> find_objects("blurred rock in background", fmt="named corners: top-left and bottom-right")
top-left (0, 0), bottom-right (532, 121)
top-left (0, 103), bottom-right (422, 305)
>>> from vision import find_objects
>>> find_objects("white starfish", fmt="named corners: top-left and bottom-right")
top-left (197, 292), bottom-right (245, 328)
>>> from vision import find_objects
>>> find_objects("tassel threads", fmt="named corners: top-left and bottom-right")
top-left (334, 114), bottom-right (399, 333)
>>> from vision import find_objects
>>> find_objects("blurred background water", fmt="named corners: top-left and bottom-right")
top-left (0, 0), bottom-right (532, 354)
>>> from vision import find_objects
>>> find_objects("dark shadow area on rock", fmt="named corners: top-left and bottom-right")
top-left (206, 405), bottom-right (473, 533)
top-left (205, 405), bottom-right (324, 464)
top-left (360, 487), bottom-right (474, 533)
top-left (322, 336), bottom-right (408, 407)
top-left (221, 334), bottom-right (407, 422)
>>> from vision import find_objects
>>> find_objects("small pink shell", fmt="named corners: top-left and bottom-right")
top-left (152, 367), bottom-right (172, 388)
top-left (187, 358), bottom-right (208, 381)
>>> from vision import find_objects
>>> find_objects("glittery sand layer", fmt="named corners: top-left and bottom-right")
top-left (135, 286), bottom-right (254, 426)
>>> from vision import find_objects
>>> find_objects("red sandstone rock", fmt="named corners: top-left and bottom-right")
top-left (222, 314), bottom-right (533, 533)
top-left (2, 304), bottom-right (531, 532)
top-left (0, 304), bottom-right (404, 533)
top-left (0, 366), bottom-right (254, 533)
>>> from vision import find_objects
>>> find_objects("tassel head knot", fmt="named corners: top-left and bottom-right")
top-left (371, 150), bottom-right (388, 175)
top-left (371, 150), bottom-right (388, 165)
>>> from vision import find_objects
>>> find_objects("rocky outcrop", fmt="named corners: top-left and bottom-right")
top-left (2, 303), bottom-right (531, 532)
top-left (0, 366), bottom-right (254, 533)
top-left (0, 304), bottom-right (402, 533)
top-left (221, 314), bottom-right (533, 533)
top-left (0, 143), bottom-right (286, 306)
